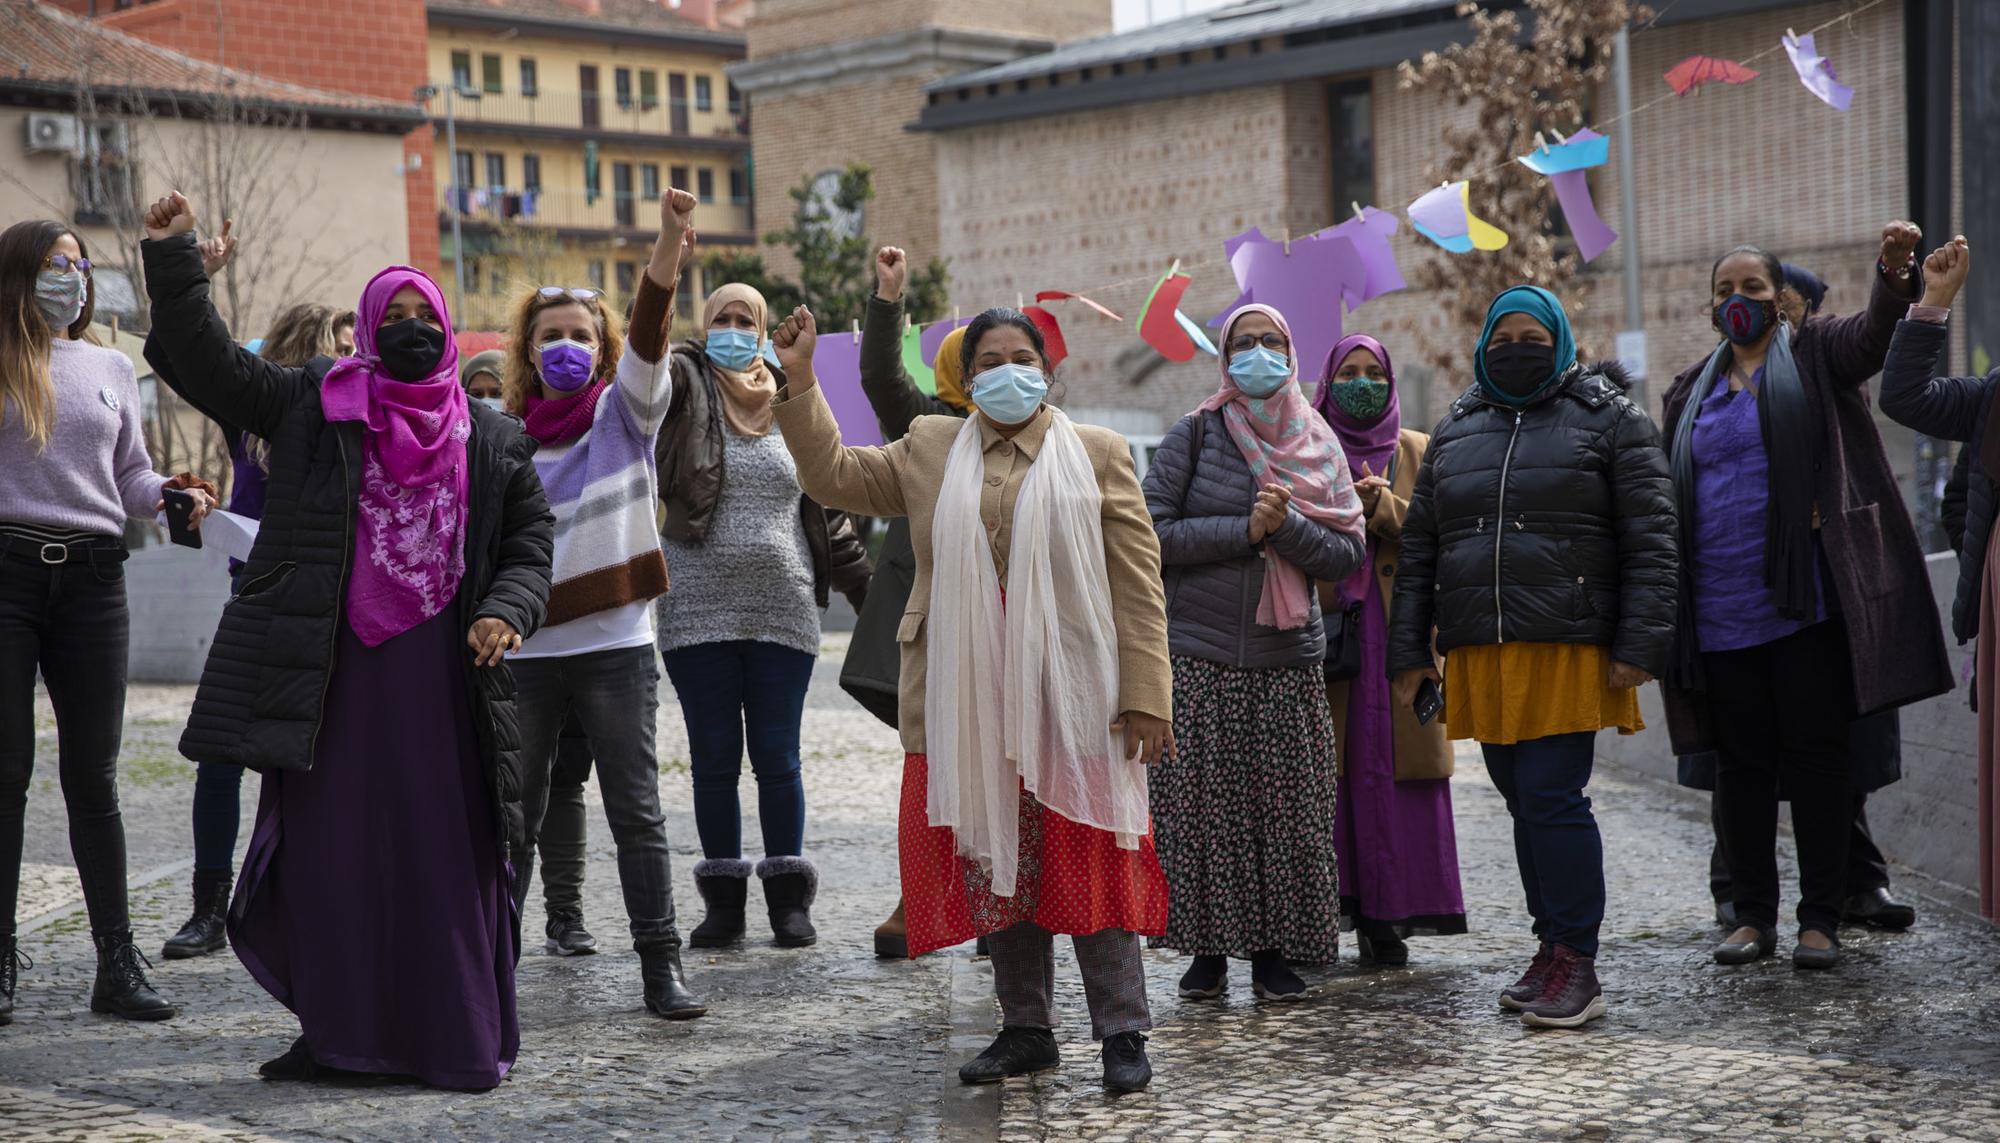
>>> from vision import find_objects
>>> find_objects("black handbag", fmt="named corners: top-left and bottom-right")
top-left (1322, 451), bottom-right (1396, 684)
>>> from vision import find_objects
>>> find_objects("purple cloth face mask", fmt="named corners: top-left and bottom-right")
top-left (535, 338), bottom-right (597, 393)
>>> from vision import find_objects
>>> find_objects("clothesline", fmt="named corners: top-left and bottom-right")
top-left (977, 0), bottom-right (1888, 313)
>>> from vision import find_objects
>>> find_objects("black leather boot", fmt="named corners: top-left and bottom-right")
top-left (91, 929), bottom-right (177, 1021)
top-left (162, 871), bottom-right (232, 960)
top-left (758, 857), bottom-right (818, 948)
top-left (638, 941), bottom-right (708, 1019)
top-left (0, 935), bottom-right (28, 1026)
top-left (689, 859), bottom-right (751, 948)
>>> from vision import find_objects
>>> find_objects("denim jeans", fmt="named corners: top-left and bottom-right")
top-left (537, 711), bottom-right (594, 917)
top-left (513, 645), bottom-right (680, 947)
top-left (1481, 731), bottom-right (1605, 957)
top-left (661, 640), bottom-right (815, 860)
top-left (0, 553), bottom-right (133, 937)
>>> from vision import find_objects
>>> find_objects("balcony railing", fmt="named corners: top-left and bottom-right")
top-left (440, 185), bottom-right (751, 236)
top-left (435, 87), bottom-right (749, 142)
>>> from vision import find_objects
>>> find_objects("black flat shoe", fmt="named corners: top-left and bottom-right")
top-left (1842, 886), bottom-right (1916, 931)
top-left (1713, 927), bottom-right (1777, 966)
top-left (1793, 932), bottom-right (1841, 971)
top-left (1356, 931), bottom-right (1408, 966)
top-left (958, 1026), bottom-right (1059, 1084)
top-left (1101, 1032), bottom-right (1152, 1093)
top-left (259, 1037), bottom-right (321, 1081)
top-left (1249, 951), bottom-right (1306, 1001)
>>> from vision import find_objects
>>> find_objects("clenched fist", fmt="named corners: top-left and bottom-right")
top-left (144, 191), bottom-right (196, 242)
top-left (875, 246), bottom-right (907, 303)
top-left (1880, 220), bottom-right (1923, 278)
top-left (648, 187), bottom-right (699, 287)
top-left (1920, 236), bottom-right (1970, 309)
top-left (771, 305), bottom-right (818, 380)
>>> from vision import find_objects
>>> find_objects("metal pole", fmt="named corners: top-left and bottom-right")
top-left (1612, 25), bottom-right (1646, 407)
top-left (445, 84), bottom-right (467, 330)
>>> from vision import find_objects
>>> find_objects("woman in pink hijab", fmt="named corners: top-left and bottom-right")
top-left (1141, 303), bottom-right (1366, 1001)
top-left (139, 192), bottom-right (554, 1089)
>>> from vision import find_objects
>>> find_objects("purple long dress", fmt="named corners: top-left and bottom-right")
top-left (230, 609), bottom-right (518, 1090)
top-left (1332, 554), bottom-right (1467, 934)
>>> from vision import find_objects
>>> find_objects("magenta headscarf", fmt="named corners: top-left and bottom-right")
top-left (319, 266), bottom-right (471, 647)
top-left (1199, 304), bottom-right (1364, 630)
top-left (1312, 334), bottom-right (1402, 481)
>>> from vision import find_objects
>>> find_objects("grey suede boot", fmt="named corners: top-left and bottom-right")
top-left (757, 856), bottom-right (818, 948)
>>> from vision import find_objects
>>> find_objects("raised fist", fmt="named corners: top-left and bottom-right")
top-left (663, 187), bottom-right (696, 238)
top-left (771, 305), bottom-right (818, 376)
top-left (875, 246), bottom-right (907, 302)
top-left (144, 191), bottom-right (196, 242)
top-left (1920, 236), bottom-right (1970, 309)
top-left (1880, 220), bottom-right (1923, 273)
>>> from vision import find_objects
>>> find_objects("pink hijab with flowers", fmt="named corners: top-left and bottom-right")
top-left (319, 266), bottom-right (471, 646)
top-left (1199, 304), bottom-right (1364, 630)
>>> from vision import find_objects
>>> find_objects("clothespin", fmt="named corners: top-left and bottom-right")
top-left (851, 318), bottom-right (860, 341)
top-left (1351, 201), bottom-right (1366, 223)
top-left (903, 314), bottom-right (912, 334)
top-left (1281, 227), bottom-right (1291, 255)
top-left (1534, 130), bottom-right (1550, 154)
top-left (1016, 292), bottom-right (1025, 310)
top-left (1551, 127), bottom-right (1568, 144)
top-left (1168, 258), bottom-right (1182, 278)
top-left (1787, 26), bottom-right (1797, 40)
top-left (952, 305), bottom-right (960, 325)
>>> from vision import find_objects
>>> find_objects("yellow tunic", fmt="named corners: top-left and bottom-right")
top-left (1442, 642), bottom-right (1643, 746)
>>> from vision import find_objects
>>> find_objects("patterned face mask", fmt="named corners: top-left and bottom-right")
top-left (1324, 378), bottom-right (1390, 420)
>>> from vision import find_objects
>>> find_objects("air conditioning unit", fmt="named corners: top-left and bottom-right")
top-left (25, 113), bottom-right (82, 156)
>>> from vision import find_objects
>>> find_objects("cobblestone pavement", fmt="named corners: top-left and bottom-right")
top-left (5, 638), bottom-right (1999, 1141)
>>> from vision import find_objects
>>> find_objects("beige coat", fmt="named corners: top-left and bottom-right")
top-left (772, 379), bottom-right (1173, 756)
top-left (1319, 428), bottom-right (1453, 781)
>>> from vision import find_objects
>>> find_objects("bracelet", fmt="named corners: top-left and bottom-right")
top-left (1879, 255), bottom-right (1915, 281)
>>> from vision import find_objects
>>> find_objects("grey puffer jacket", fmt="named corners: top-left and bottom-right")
top-left (1143, 408), bottom-right (1366, 670)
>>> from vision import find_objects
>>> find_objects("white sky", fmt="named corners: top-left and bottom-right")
top-left (1112, 0), bottom-right (1240, 32)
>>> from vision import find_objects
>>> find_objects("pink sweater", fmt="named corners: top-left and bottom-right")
top-left (1, 338), bottom-right (165, 538)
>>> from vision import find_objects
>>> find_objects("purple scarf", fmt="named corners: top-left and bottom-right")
top-left (1311, 333), bottom-right (1402, 481)
top-left (522, 379), bottom-right (609, 446)
top-left (319, 266), bottom-right (471, 647)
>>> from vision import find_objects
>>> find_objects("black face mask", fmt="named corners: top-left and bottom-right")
top-left (374, 318), bottom-right (447, 381)
top-left (1482, 341), bottom-right (1557, 398)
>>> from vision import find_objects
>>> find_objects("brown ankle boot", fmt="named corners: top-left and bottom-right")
top-left (874, 900), bottom-right (909, 959)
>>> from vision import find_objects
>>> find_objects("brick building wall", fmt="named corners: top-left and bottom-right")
top-left (930, 0), bottom-right (1917, 452)
top-left (747, 0), bottom-right (1108, 59)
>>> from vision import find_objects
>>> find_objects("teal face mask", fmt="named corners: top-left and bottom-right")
top-left (707, 327), bottom-right (760, 371)
top-left (1226, 346), bottom-right (1291, 398)
top-left (1325, 379), bottom-right (1390, 420)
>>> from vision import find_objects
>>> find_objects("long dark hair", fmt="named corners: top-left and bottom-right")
top-left (1, 221), bottom-right (97, 449)
top-left (958, 307), bottom-right (1050, 381)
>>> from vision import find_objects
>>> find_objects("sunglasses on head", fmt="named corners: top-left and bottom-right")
top-left (1226, 332), bottom-right (1288, 354)
top-left (43, 254), bottom-right (91, 273)
top-left (536, 286), bottom-right (600, 302)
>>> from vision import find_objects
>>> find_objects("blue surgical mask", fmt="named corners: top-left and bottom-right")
top-left (476, 396), bottom-right (507, 412)
top-left (968, 363), bottom-right (1049, 426)
top-left (707, 327), bottom-right (761, 371)
top-left (1227, 346), bottom-right (1291, 398)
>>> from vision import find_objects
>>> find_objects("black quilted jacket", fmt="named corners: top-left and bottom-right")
top-left (1143, 408), bottom-right (1366, 670)
top-left (142, 234), bottom-right (554, 859)
top-left (1386, 362), bottom-right (1679, 678)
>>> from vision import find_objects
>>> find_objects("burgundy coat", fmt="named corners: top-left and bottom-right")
top-left (1657, 271), bottom-right (1954, 755)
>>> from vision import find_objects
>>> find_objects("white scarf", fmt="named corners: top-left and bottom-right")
top-left (924, 411), bottom-right (1149, 898)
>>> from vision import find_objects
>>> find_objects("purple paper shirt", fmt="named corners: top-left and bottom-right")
top-left (1689, 371), bottom-right (1825, 654)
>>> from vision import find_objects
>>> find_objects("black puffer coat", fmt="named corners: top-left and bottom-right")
top-left (141, 234), bottom-right (554, 859)
top-left (1387, 362), bottom-right (1678, 678)
top-left (1144, 407), bottom-right (1366, 670)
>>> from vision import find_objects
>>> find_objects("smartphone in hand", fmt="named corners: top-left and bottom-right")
top-left (163, 487), bottom-right (203, 549)
top-left (1413, 677), bottom-right (1443, 726)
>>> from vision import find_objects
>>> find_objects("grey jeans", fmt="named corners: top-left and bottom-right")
top-left (537, 711), bottom-right (595, 917)
top-left (513, 645), bottom-right (680, 948)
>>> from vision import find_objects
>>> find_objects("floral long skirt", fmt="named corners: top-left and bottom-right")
top-left (1151, 656), bottom-right (1341, 961)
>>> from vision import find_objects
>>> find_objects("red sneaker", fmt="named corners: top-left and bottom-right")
top-left (1518, 944), bottom-right (1606, 1029)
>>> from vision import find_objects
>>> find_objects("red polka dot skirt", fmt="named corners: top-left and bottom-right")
top-left (898, 752), bottom-right (1169, 958)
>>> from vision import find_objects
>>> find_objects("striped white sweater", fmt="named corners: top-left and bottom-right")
top-left (513, 347), bottom-right (673, 659)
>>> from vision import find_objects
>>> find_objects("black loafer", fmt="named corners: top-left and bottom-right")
top-left (1842, 886), bottom-right (1916, 931)
top-left (1793, 934), bottom-right (1841, 971)
top-left (1713, 928), bottom-right (1777, 965)
top-left (958, 1026), bottom-right (1059, 1084)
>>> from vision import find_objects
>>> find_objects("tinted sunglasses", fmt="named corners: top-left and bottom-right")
top-left (43, 254), bottom-right (91, 273)
top-left (536, 286), bottom-right (600, 302)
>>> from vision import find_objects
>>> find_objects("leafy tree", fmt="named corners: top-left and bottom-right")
top-left (699, 162), bottom-right (948, 332)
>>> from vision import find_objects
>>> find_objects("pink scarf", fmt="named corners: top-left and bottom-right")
top-left (523, 379), bottom-right (609, 446)
top-left (1199, 304), bottom-right (1364, 630)
top-left (319, 266), bottom-right (471, 647)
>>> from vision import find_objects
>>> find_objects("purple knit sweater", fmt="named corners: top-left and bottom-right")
top-left (1, 338), bottom-right (165, 539)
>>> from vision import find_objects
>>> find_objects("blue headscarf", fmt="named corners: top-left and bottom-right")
top-left (1473, 285), bottom-right (1577, 408)
top-left (1779, 262), bottom-right (1826, 315)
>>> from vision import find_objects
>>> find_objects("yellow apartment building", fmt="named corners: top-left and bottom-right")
top-left (426, 0), bottom-right (752, 330)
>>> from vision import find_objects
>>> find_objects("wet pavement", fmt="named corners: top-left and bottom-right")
top-left (5, 635), bottom-right (1999, 1141)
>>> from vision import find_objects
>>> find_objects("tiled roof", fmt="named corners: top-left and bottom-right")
top-left (0, 0), bottom-right (420, 119)
top-left (427, 0), bottom-right (742, 44)
top-left (930, 0), bottom-right (1454, 90)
